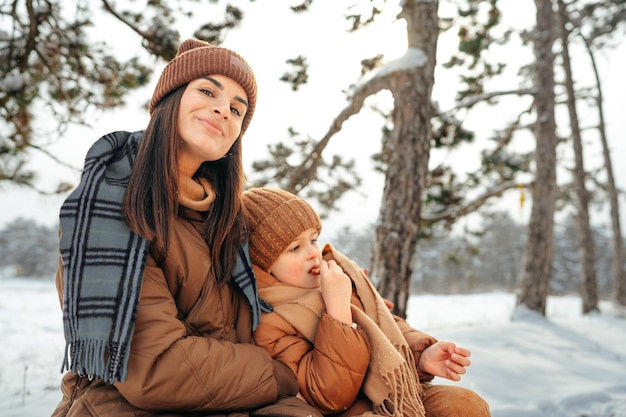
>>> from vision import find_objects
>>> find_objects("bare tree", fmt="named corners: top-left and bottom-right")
top-left (576, 2), bottom-right (626, 307)
top-left (516, 0), bottom-right (558, 316)
top-left (556, 0), bottom-right (599, 314)
top-left (370, 1), bottom-right (439, 318)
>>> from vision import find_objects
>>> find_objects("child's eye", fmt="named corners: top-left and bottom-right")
top-left (288, 245), bottom-right (300, 252)
top-left (311, 239), bottom-right (318, 245)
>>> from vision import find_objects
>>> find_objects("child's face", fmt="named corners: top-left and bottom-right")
top-left (268, 228), bottom-right (322, 289)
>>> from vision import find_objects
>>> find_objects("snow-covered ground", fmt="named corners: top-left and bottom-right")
top-left (1, 277), bottom-right (625, 417)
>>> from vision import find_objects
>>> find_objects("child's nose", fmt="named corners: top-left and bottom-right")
top-left (308, 246), bottom-right (321, 259)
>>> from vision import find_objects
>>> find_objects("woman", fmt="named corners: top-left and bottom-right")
top-left (52, 39), bottom-right (320, 417)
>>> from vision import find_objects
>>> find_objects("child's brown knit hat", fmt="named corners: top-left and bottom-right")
top-left (149, 38), bottom-right (257, 138)
top-left (243, 188), bottom-right (322, 271)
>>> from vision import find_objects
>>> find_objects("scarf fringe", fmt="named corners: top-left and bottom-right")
top-left (372, 345), bottom-right (425, 417)
top-left (61, 340), bottom-right (130, 384)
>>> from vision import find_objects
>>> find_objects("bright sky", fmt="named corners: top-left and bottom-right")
top-left (2, 1), bottom-right (625, 239)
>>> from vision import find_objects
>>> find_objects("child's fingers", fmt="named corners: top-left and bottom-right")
top-left (451, 353), bottom-right (471, 367)
top-left (446, 360), bottom-right (468, 380)
top-left (454, 346), bottom-right (471, 357)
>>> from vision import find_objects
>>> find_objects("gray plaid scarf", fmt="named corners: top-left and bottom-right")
top-left (59, 130), bottom-right (268, 384)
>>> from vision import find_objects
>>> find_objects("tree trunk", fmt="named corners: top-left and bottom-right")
top-left (516, 0), bottom-right (558, 316)
top-left (372, 0), bottom-right (439, 319)
top-left (579, 34), bottom-right (626, 308)
top-left (557, 0), bottom-right (599, 314)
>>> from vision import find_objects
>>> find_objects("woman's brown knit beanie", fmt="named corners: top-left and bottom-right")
top-left (243, 188), bottom-right (322, 271)
top-left (150, 38), bottom-right (257, 138)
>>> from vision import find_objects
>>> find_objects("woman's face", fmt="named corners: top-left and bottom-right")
top-left (177, 74), bottom-right (248, 173)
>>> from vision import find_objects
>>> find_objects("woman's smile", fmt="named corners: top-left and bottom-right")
top-left (198, 116), bottom-right (224, 136)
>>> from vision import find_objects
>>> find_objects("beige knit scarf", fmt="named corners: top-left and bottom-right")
top-left (261, 243), bottom-right (425, 417)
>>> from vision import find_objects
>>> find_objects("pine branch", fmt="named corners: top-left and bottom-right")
top-left (284, 73), bottom-right (393, 192)
top-left (422, 180), bottom-right (527, 224)
top-left (443, 88), bottom-right (536, 114)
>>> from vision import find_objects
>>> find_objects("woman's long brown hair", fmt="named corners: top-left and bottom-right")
top-left (123, 85), bottom-right (245, 285)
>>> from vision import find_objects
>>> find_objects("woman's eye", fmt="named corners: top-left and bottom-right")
top-left (231, 107), bottom-right (242, 117)
top-left (199, 88), bottom-right (214, 97)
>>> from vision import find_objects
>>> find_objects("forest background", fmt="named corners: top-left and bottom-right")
top-left (1, 0), bottom-right (626, 316)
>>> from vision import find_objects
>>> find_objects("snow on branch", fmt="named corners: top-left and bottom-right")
top-left (286, 48), bottom-right (429, 191)
top-left (373, 47), bottom-right (428, 79)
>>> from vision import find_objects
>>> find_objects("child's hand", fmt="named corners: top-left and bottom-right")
top-left (319, 260), bottom-right (353, 325)
top-left (418, 341), bottom-right (471, 381)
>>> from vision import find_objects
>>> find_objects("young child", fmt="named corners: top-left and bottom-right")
top-left (243, 187), bottom-right (491, 417)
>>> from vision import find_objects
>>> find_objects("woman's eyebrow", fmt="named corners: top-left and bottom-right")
top-left (202, 76), bottom-right (248, 108)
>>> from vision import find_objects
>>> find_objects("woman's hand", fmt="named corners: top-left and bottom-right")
top-left (418, 341), bottom-right (472, 381)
